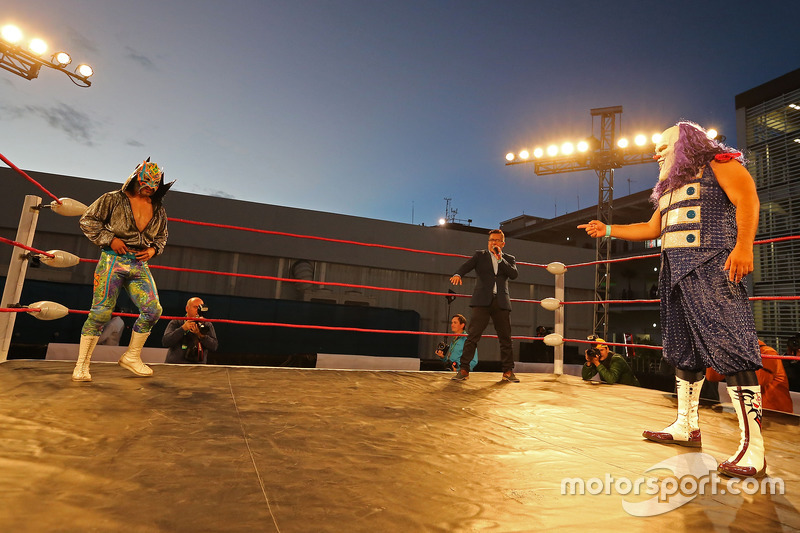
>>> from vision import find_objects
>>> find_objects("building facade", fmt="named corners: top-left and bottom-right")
top-left (736, 68), bottom-right (800, 352)
top-left (502, 189), bottom-right (663, 352)
top-left (0, 167), bottom-right (596, 364)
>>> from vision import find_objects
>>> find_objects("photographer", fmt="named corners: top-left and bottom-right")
top-left (581, 336), bottom-right (640, 387)
top-left (162, 297), bottom-right (218, 364)
top-left (435, 314), bottom-right (478, 373)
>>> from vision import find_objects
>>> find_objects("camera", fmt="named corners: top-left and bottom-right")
top-left (436, 341), bottom-right (449, 356)
top-left (585, 334), bottom-right (604, 359)
top-left (195, 304), bottom-right (209, 333)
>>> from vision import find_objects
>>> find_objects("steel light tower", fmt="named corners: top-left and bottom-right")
top-left (1, 24), bottom-right (93, 87)
top-left (505, 106), bottom-right (657, 338)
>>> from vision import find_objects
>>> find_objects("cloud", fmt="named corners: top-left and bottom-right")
top-left (65, 26), bottom-right (99, 54)
top-left (126, 139), bottom-right (145, 147)
top-left (2, 102), bottom-right (97, 145)
top-left (193, 188), bottom-right (237, 200)
top-left (125, 47), bottom-right (157, 70)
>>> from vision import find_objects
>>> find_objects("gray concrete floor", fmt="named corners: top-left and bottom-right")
top-left (1, 360), bottom-right (798, 532)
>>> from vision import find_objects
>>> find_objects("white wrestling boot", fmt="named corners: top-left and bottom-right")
top-left (642, 376), bottom-right (703, 447)
top-left (118, 331), bottom-right (154, 377)
top-left (72, 335), bottom-right (100, 382)
top-left (718, 385), bottom-right (766, 478)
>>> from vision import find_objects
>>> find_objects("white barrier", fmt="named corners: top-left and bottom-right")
top-left (315, 353), bottom-right (420, 371)
top-left (514, 362), bottom-right (584, 377)
top-left (43, 345), bottom-right (416, 370)
top-left (45, 342), bottom-right (167, 363)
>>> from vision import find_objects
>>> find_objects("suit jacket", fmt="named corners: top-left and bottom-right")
top-left (455, 249), bottom-right (518, 310)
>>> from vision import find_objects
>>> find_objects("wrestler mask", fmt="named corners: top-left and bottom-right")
top-left (654, 125), bottom-right (679, 182)
top-left (137, 160), bottom-right (163, 190)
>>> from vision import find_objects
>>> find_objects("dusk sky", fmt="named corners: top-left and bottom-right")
top-left (2, 1), bottom-right (797, 230)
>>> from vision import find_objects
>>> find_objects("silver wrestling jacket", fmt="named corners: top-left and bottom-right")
top-left (79, 171), bottom-right (172, 256)
top-left (658, 165), bottom-right (738, 287)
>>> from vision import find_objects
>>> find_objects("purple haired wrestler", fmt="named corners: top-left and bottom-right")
top-left (579, 122), bottom-right (766, 478)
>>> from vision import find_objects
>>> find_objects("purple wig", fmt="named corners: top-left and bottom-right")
top-left (650, 121), bottom-right (745, 205)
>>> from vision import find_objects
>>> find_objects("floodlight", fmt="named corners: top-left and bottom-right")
top-left (76, 64), bottom-right (93, 77)
top-left (0, 24), bottom-right (93, 87)
top-left (505, 152), bottom-right (515, 161)
top-left (706, 128), bottom-right (718, 139)
top-left (519, 150), bottom-right (529, 160)
top-left (1, 25), bottom-right (23, 44)
top-left (500, 106), bottom-right (658, 342)
top-left (652, 133), bottom-right (662, 144)
top-left (53, 52), bottom-right (71, 66)
top-left (29, 38), bottom-right (47, 55)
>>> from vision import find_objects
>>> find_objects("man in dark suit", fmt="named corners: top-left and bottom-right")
top-left (449, 229), bottom-right (519, 382)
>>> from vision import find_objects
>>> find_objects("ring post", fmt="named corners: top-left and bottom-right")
top-left (554, 270), bottom-right (565, 375)
top-left (545, 262), bottom-right (567, 376)
top-left (0, 195), bottom-right (42, 362)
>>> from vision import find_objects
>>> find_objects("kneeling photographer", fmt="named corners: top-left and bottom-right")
top-left (435, 314), bottom-right (478, 372)
top-left (581, 335), bottom-right (640, 387)
top-left (163, 297), bottom-right (219, 364)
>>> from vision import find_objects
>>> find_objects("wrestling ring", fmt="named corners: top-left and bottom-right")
top-left (2, 153), bottom-right (800, 532)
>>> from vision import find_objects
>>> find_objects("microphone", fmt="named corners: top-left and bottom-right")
top-left (493, 246), bottom-right (501, 257)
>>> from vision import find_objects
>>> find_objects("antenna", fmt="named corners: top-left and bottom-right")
top-left (441, 197), bottom-right (471, 226)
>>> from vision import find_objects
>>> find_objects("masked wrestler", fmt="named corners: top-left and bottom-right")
top-left (72, 159), bottom-right (173, 382)
top-left (579, 122), bottom-right (765, 478)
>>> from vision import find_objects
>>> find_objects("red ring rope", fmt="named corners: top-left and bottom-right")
top-left (3, 152), bottom-right (798, 361)
top-left (0, 236), bottom-right (55, 258)
top-left (0, 152), bottom-right (61, 203)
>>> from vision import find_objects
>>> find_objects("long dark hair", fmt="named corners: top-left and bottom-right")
top-left (650, 121), bottom-right (745, 205)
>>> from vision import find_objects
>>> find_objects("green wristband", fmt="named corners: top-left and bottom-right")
top-left (605, 225), bottom-right (612, 237)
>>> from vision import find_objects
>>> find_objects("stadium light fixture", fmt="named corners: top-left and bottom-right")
top-left (502, 106), bottom-right (663, 340)
top-left (0, 23), bottom-right (93, 87)
top-left (53, 51), bottom-right (71, 66)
